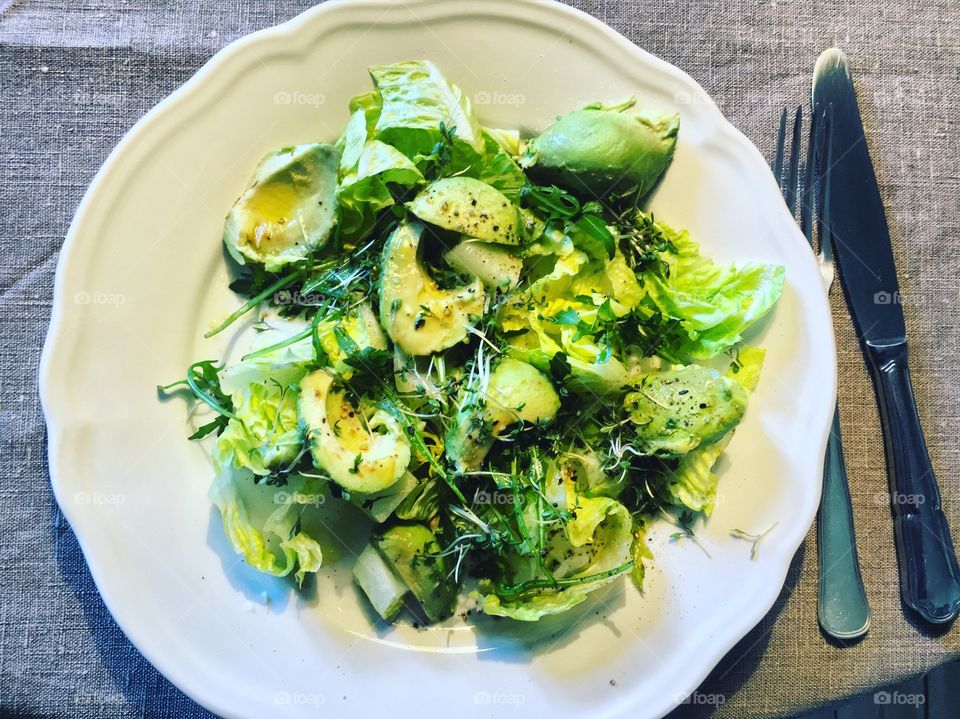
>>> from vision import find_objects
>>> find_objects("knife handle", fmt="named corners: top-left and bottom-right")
top-left (818, 407), bottom-right (871, 639)
top-left (864, 338), bottom-right (960, 624)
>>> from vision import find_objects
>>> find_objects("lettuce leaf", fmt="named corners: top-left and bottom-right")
top-left (337, 110), bottom-right (425, 240)
top-left (631, 520), bottom-right (655, 590)
top-left (219, 332), bottom-right (314, 396)
top-left (216, 334), bottom-right (314, 475)
top-left (641, 219), bottom-right (784, 361)
top-left (483, 127), bottom-right (521, 156)
top-left (216, 383), bottom-right (301, 476)
top-left (557, 448), bottom-right (625, 499)
top-left (209, 466), bottom-right (326, 585)
top-left (507, 326), bottom-right (630, 398)
top-left (369, 60), bottom-right (484, 158)
top-left (727, 345), bottom-right (766, 392)
top-left (666, 433), bottom-right (732, 515)
top-left (348, 90), bottom-right (382, 133)
top-left (200, 326), bottom-right (327, 583)
top-left (500, 249), bottom-right (630, 395)
top-left (468, 132), bottom-right (527, 200)
top-left (337, 63), bottom-right (524, 239)
top-left (476, 489), bottom-right (633, 621)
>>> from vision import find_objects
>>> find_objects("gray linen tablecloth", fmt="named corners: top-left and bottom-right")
top-left (2, 1), bottom-right (958, 717)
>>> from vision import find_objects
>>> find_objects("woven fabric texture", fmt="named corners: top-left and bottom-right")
top-left (1, 1), bottom-right (958, 717)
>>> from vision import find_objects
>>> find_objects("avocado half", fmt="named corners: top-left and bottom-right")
top-left (224, 143), bottom-right (340, 271)
top-left (521, 107), bottom-right (679, 199)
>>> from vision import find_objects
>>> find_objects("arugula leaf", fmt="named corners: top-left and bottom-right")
top-left (548, 307), bottom-right (581, 326)
top-left (573, 213), bottom-right (616, 259)
top-left (343, 347), bottom-right (393, 395)
top-left (519, 183), bottom-right (581, 219)
top-left (188, 418), bottom-right (227, 441)
top-left (159, 360), bottom-right (235, 440)
top-left (548, 352), bottom-right (573, 384)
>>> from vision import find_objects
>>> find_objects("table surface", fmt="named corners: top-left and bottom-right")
top-left (2, 1), bottom-right (959, 717)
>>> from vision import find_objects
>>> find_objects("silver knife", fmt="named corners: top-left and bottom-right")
top-left (813, 48), bottom-right (960, 624)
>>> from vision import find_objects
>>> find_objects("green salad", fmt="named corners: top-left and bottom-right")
top-left (161, 61), bottom-right (784, 624)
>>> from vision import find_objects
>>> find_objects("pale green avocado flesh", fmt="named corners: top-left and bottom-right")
top-left (624, 365), bottom-right (747, 456)
top-left (298, 370), bottom-right (411, 493)
top-left (378, 220), bottom-right (486, 356)
top-left (444, 239), bottom-right (522, 291)
top-left (446, 358), bottom-right (560, 474)
top-left (224, 143), bottom-right (340, 270)
top-left (408, 176), bottom-right (520, 245)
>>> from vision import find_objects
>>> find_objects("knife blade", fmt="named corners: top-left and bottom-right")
top-left (813, 48), bottom-right (960, 624)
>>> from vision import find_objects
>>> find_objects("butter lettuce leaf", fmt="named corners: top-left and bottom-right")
top-left (641, 218), bottom-right (784, 361)
top-left (337, 111), bottom-right (425, 240)
top-left (477, 490), bottom-right (633, 621)
top-left (369, 60), bottom-right (484, 158)
top-left (469, 132), bottom-right (527, 200)
top-left (337, 64), bottom-right (523, 239)
top-left (666, 433), bottom-right (731, 515)
top-left (209, 466), bottom-right (326, 585)
top-left (216, 332), bottom-right (314, 475)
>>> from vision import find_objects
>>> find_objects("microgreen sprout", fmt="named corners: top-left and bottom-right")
top-left (730, 522), bottom-right (779, 560)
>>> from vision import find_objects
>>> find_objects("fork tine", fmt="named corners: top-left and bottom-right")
top-left (785, 106), bottom-right (803, 213)
top-left (799, 108), bottom-right (817, 247)
top-left (816, 104), bottom-right (835, 264)
top-left (774, 108), bottom-right (787, 193)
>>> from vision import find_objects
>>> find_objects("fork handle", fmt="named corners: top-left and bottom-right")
top-left (864, 338), bottom-right (960, 624)
top-left (818, 407), bottom-right (870, 638)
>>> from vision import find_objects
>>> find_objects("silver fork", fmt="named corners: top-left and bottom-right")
top-left (774, 106), bottom-right (870, 640)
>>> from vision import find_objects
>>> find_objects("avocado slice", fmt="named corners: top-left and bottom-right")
top-left (315, 301), bottom-right (387, 378)
top-left (224, 144), bottom-right (340, 270)
top-left (624, 365), bottom-right (747, 456)
top-left (299, 370), bottom-right (411, 493)
top-left (443, 239), bottom-right (522, 291)
top-left (374, 524), bottom-right (456, 622)
top-left (353, 544), bottom-right (408, 622)
top-left (446, 358), bottom-right (561, 474)
top-left (379, 221), bottom-right (485, 356)
top-left (521, 108), bottom-right (678, 199)
top-left (408, 177), bottom-right (520, 245)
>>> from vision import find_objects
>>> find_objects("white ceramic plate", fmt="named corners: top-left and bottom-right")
top-left (40, 1), bottom-right (836, 717)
